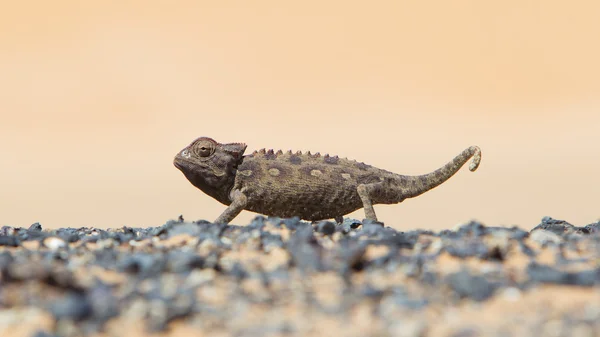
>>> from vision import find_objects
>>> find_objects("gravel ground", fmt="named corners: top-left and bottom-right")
top-left (1, 216), bottom-right (599, 337)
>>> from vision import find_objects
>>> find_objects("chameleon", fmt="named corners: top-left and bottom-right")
top-left (173, 137), bottom-right (482, 224)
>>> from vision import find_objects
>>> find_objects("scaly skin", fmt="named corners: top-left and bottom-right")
top-left (174, 137), bottom-right (482, 224)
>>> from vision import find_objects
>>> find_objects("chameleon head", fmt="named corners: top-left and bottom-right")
top-left (174, 137), bottom-right (247, 193)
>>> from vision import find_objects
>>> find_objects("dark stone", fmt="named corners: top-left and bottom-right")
top-left (31, 331), bottom-right (59, 337)
top-left (260, 231), bottom-right (285, 249)
top-left (0, 251), bottom-right (14, 275)
top-left (526, 263), bottom-right (568, 284)
top-left (446, 269), bottom-right (497, 301)
top-left (456, 221), bottom-right (488, 237)
top-left (361, 219), bottom-right (385, 236)
top-left (336, 239), bottom-right (367, 272)
top-left (531, 217), bottom-right (579, 235)
top-left (55, 229), bottom-right (80, 243)
top-left (444, 239), bottom-right (489, 259)
top-left (87, 282), bottom-right (120, 322)
top-left (49, 292), bottom-right (92, 321)
top-left (380, 231), bottom-right (414, 248)
top-left (150, 223), bottom-right (172, 237)
top-left (118, 254), bottom-right (164, 277)
top-left (227, 262), bottom-right (249, 280)
top-left (28, 222), bottom-right (43, 232)
top-left (584, 221), bottom-right (600, 234)
top-left (146, 291), bottom-right (196, 332)
top-left (247, 216), bottom-right (266, 230)
top-left (316, 221), bottom-right (336, 236)
top-left (527, 262), bottom-right (600, 286)
top-left (281, 217), bottom-right (301, 230)
top-left (341, 218), bottom-right (361, 233)
top-left (390, 286), bottom-right (429, 310)
top-left (0, 235), bottom-right (19, 247)
top-left (287, 226), bottom-right (323, 271)
top-left (506, 226), bottom-right (530, 240)
top-left (166, 251), bottom-right (205, 273)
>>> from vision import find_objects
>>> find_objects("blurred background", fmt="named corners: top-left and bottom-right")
top-left (1, 1), bottom-right (598, 230)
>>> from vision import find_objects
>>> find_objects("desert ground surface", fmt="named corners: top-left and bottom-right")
top-left (0, 217), bottom-right (599, 337)
top-left (1, 1), bottom-right (599, 231)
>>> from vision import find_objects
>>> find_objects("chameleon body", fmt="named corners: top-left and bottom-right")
top-left (173, 137), bottom-right (481, 224)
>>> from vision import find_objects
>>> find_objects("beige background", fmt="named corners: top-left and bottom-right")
top-left (1, 1), bottom-right (598, 230)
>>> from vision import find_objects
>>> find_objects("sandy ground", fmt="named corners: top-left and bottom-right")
top-left (1, 1), bottom-right (599, 230)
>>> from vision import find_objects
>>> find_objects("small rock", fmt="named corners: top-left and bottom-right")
top-left (361, 219), bottom-right (385, 236)
top-left (446, 269), bottom-right (497, 301)
top-left (28, 223), bottom-right (43, 232)
top-left (584, 221), bottom-right (600, 234)
top-left (87, 282), bottom-right (120, 322)
top-left (281, 217), bottom-right (302, 230)
top-left (316, 221), bottom-right (336, 236)
top-left (455, 221), bottom-right (488, 237)
top-left (287, 226), bottom-right (323, 271)
top-left (166, 251), bottom-right (205, 273)
top-left (31, 331), bottom-right (59, 337)
top-left (49, 293), bottom-right (92, 321)
top-left (531, 217), bottom-right (579, 235)
top-left (0, 226), bottom-right (15, 236)
top-left (118, 254), bottom-right (164, 277)
top-left (524, 262), bottom-right (600, 286)
top-left (0, 235), bottom-right (19, 247)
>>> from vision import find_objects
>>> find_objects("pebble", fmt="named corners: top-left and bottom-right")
top-left (49, 293), bottom-right (92, 321)
top-left (315, 221), bottom-right (336, 236)
top-left (446, 269), bottom-right (497, 301)
top-left (28, 222), bottom-right (43, 232)
top-left (0, 235), bottom-right (19, 247)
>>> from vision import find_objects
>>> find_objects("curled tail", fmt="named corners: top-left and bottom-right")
top-left (399, 146), bottom-right (481, 199)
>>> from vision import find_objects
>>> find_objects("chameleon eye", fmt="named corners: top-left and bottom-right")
top-left (196, 144), bottom-right (214, 157)
top-left (192, 137), bottom-right (217, 157)
top-left (198, 147), bottom-right (210, 157)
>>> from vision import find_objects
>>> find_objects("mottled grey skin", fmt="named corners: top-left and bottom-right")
top-left (174, 137), bottom-right (482, 224)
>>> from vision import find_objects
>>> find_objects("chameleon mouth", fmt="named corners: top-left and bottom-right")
top-left (173, 158), bottom-right (185, 171)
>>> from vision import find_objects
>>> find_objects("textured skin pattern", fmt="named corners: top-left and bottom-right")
top-left (174, 137), bottom-right (482, 224)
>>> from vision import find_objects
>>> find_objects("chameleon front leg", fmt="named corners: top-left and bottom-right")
top-left (214, 189), bottom-right (248, 224)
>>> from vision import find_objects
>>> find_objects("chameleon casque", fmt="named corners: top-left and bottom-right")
top-left (174, 137), bottom-right (481, 224)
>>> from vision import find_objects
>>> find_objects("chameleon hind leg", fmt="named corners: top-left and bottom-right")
top-left (357, 179), bottom-right (406, 222)
top-left (357, 183), bottom-right (379, 221)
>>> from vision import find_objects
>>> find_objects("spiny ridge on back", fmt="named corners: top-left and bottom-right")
top-left (250, 148), bottom-right (339, 160)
